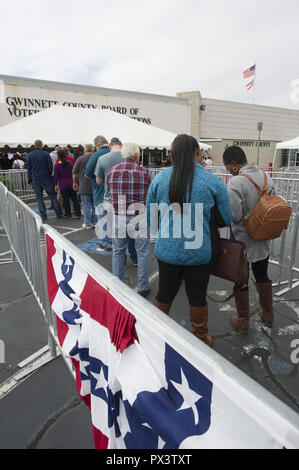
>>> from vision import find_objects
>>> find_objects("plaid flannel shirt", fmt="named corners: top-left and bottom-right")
top-left (107, 158), bottom-right (151, 215)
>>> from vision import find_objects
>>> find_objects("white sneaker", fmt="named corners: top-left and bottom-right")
top-left (82, 223), bottom-right (92, 230)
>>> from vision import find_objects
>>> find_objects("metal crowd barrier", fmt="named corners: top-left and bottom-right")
top-left (149, 166), bottom-right (299, 291)
top-left (150, 166), bottom-right (299, 214)
top-left (0, 169), bottom-right (35, 198)
top-left (1, 181), bottom-right (299, 448)
top-left (1, 164), bottom-right (298, 288)
top-left (0, 181), bottom-right (9, 237)
top-left (0, 182), bottom-right (57, 358)
top-left (2, 167), bottom-right (299, 205)
top-left (271, 199), bottom-right (299, 296)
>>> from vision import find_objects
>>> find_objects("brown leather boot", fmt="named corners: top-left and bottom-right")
top-left (154, 298), bottom-right (172, 315)
top-left (256, 282), bottom-right (274, 326)
top-left (189, 305), bottom-right (213, 347)
top-left (231, 289), bottom-right (250, 331)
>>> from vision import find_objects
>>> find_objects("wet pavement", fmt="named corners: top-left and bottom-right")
top-left (0, 202), bottom-right (298, 449)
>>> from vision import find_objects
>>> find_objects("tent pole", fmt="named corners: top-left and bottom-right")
top-left (272, 148), bottom-right (277, 168)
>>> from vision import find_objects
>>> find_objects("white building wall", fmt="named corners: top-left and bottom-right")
top-left (200, 98), bottom-right (299, 142)
top-left (0, 76), bottom-right (191, 137)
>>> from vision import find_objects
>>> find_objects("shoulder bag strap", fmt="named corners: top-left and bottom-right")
top-left (240, 172), bottom-right (273, 195)
top-left (239, 173), bottom-right (263, 195)
top-left (262, 171), bottom-right (273, 195)
top-left (240, 173), bottom-right (273, 222)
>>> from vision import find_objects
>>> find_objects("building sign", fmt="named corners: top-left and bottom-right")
top-left (0, 82), bottom-right (191, 135)
top-left (209, 139), bottom-right (277, 167)
top-left (232, 140), bottom-right (271, 148)
top-left (5, 95), bottom-right (152, 124)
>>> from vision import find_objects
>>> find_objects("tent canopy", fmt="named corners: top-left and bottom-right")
top-left (276, 137), bottom-right (299, 150)
top-left (0, 105), bottom-right (212, 150)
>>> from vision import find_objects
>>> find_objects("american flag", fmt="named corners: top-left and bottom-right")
top-left (246, 79), bottom-right (255, 91)
top-left (46, 230), bottom-right (299, 449)
top-left (243, 64), bottom-right (256, 78)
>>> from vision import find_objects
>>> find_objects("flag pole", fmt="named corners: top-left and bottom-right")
top-left (253, 61), bottom-right (257, 105)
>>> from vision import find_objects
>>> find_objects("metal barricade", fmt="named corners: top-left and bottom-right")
top-left (0, 182), bottom-right (9, 236)
top-left (0, 182), bottom-right (57, 357)
top-left (150, 166), bottom-right (299, 291)
top-left (43, 224), bottom-right (299, 448)
top-left (148, 167), bottom-right (167, 180)
top-left (272, 197), bottom-right (299, 296)
top-left (0, 169), bottom-right (35, 198)
top-left (0, 182), bottom-right (299, 447)
top-left (0, 182), bottom-right (13, 265)
top-left (0, 171), bottom-right (298, 337)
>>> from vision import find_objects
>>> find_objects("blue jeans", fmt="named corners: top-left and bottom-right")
top-left (128, 238), bottom-right (137, 264)
top-left (32, 178), bottom-right (62, 219)
top-left (112, 215), bottom-right (150, 292)
top-left (96, 207), bottom-right (112, 247)
top-left (80, 194), bottom-right (97, 227)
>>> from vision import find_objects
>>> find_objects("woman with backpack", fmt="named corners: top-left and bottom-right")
top-left (222, 145), bottom-right (277, 331)
top-left (54, 149), bottom-right (81, 219)
top-left (146, 134), bottom-right (233, 346)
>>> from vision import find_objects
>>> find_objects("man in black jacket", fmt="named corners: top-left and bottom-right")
top-left (27, 140), bottom-right (62, 221)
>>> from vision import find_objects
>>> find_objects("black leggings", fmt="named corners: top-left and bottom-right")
top-left (61, 189), bottom-right (81, 217)
top-left (156, 259), bottom-right (212, 307)
top-left (235, 257), bottom-right (271, 291)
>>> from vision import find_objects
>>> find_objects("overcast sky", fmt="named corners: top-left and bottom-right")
top-left (1, 0), bottom-right (299, 109)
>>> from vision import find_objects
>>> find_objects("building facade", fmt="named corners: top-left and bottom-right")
top-left (177, 91), bottom-right (299, 168)
top-left (0, 75), bottom-right (191, 136)
top-left (1, 75), bottom-right (299, 168)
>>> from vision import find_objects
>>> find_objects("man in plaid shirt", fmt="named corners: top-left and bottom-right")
top-left (107, 143), bottom-right (151, 297)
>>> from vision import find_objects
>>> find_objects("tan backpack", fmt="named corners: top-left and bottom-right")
top-left (240, 172), bottom-right (292, 241)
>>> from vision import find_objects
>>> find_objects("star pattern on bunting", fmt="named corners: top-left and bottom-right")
top-left (171, 368), bottom-right (202, 425)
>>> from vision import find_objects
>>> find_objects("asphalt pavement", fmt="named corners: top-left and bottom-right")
top-left (0, 202), bottom-right (298, 449)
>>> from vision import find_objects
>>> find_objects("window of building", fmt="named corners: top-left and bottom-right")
top-left (289, 149), bottom-right (298, 167)
top-left (280, 149), bottom-right (299, 167)
top-left (280, 149), bottom-right (288, 167)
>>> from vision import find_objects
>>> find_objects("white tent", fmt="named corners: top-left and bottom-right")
top-left (273, 137), bottom-right (299, 167)
top-left (275, 136), bottom-right (299, 150)
top-left (0, 105), bottom-right (212, 150)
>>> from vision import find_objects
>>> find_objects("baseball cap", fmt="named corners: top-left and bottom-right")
top-left (109, 137), bottom-right (122, 145)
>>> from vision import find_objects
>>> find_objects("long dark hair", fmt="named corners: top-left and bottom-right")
top-left (57, 149), bottom-right (69, 169)
top-left (168, 134), bottom-right (198, 207)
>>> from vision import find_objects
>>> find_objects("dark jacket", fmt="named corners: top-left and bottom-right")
top-left (27, 149), bottom-right (53, 181)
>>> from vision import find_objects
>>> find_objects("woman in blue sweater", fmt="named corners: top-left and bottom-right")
top-left (146, 134), bottom-right (233, 346)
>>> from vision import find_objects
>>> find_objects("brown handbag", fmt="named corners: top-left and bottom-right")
top-left (208, 227), bottom-right (249, 303)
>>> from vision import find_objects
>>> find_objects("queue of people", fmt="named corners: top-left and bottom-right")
top-left (25, 134), bottom-right (276, 347)
top-left (0, 152), bottom-right (27, 170)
